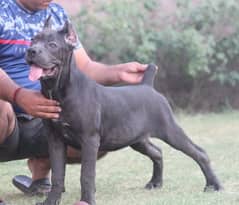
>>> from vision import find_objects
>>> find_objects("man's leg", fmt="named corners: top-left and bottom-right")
top-left (13, 148), bottom-right (83, 195)
top-left (0, 100), bottom-right (18, 205)
top-left (0, 100), bottom-right (81, 196)
top-left (12, 115), bottom-right (51, 195)
top-left (0, 102), bottom-right (51, 195)
top-left (27, 158), bottom-right (50, 181)
top-left (0, 198), bottom-right (5, 205)
top-left (28, 147), bottom-right (84, 178)
top-left (0, 100), bottom-right (15, 145)
top-left (13, 147), bottom-right (106, 195)
top-left (12, 114), bottom-right (83, 195)
top-left (11, 113), bottom-right (107, 195)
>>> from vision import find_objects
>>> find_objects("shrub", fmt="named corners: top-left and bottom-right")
top-left (73, 0), bottom-right (158, 63)
top-left (73, 0), bottom-right (239, 111)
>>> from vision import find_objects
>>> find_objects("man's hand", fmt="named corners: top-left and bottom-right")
top-left (117, 62), bottom-right (147, 84)
top-left (74, 48), bottom-right (148, 85)
top-left (15, 88), bottom-right (61, 119)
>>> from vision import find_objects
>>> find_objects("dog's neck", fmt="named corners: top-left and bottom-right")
top-left (40, 51), bottom-right (73, 101)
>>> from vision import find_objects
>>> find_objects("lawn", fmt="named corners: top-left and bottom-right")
top-left (0, 111), bottom-right (239, 205)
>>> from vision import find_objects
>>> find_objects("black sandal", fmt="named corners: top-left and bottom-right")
top-left (0, 199), bottom-right (6, 205)
top-left (12, 175), bottom-right (51, 196)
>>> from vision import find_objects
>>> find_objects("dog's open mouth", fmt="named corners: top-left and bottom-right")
top-left (29, 64), bottom-right (58, 81)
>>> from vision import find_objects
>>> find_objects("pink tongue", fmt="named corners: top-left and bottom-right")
top-left (29, 65), bottom-right (43, 81)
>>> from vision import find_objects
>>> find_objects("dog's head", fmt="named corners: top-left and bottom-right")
top-left (26, 16), bottom-right (78, 83)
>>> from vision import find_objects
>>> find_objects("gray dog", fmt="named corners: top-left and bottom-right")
top-left (26, 18), bottom-right (222, 205)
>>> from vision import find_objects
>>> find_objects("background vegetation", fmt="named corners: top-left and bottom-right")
top-left (1, 111), bottom-right (239, 204)
top-left (73, 0), bottom-right (239, 112)
top-left (1, 2), bottom-right (239, 205)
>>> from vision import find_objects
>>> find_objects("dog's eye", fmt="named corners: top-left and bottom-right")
top-left (31, 38), bottom-right (37, 45)
top-left (49, 42), bottom-right (57, 49)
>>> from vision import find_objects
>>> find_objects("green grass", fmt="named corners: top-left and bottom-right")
top-left (1, 111), bottom-right (239, 205)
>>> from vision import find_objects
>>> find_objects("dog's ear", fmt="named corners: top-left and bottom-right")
top-left (61, 21), bottom-right (78, 48)
top-left (43, 15), bottom-right (52, 29)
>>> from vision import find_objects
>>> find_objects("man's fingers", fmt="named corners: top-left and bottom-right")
top-left (41, 98), bottom-right (60, 106)
top-left (33, 92), bottom-right (60, 106)
top-left (37, 105), bottom-right (62, 113)
top-left (36, 111), bottom-right (60, 119)
top-left (139, 64), bottom-right (148, 70)
top-left (129, 62), bottom-right (147, 72)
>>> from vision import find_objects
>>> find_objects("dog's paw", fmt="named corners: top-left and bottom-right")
top-left (74, 201), bottom-right (90, 205)
top-left (36, 199), bottom-right (61, 205)
top-left (36, 203), bottom-right (45, 205)
top-left (36, 202), bottom-right (50, 205)
top-left (145, 181), bottom-right (162, 190)
top-left (204, 183), bottom-right (224, 192)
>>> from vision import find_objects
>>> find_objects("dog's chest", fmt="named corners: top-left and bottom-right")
top-left (50, 119), bottom-right (81, 149)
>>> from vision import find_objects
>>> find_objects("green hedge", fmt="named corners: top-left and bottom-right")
top-left (73, 0), bottom-right (239, 111)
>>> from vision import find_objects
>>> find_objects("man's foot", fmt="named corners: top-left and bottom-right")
top-left (12, 175), bottom-right (51, 196)
top-left (0, 199), bottom-right (6, 205)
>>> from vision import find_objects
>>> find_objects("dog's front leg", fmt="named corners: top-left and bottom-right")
top-left (80, 134), bottom-right (100, 205)
top-left (37, 131), bottom-right (66, 205)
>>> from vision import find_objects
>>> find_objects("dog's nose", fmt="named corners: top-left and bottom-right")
top-left (27, 46), bottom-right (43, 59)
top-left (27, 48), bottom-right (37, 59)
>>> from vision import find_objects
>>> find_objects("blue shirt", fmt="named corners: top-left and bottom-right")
top-left (0, 0), bottom-right (82, 113)
top-left (0, 0), bottom-right (81, 91)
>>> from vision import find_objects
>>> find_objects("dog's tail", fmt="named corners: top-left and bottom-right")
top-left (141, 64), bottom-right (158, 86)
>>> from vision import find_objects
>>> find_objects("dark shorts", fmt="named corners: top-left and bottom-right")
top-left (0, 114), bottom-right (49, 162)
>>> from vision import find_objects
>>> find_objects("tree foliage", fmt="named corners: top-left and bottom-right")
top-left (73, 0), bottom-right (239, 111)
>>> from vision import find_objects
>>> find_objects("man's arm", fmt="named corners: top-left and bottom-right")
top-left (74, 48), bottom-right (147, 85)
top-left (0, 68), bottom-right (60, 119)
top-left (0, 68), bottom-right (19, 102)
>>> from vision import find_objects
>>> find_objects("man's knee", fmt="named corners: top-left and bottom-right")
top-left (66, 146), bottom-right (82, 163)
top-left (66, 147), bottom-right (107, 164)
top-left (0, 100), bottom-right (16, 144)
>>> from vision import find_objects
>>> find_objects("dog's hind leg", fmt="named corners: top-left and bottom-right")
top-left (157, 120), bottom-right (223, 191)
top-left (130, 137), bottom-right (163, 189)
